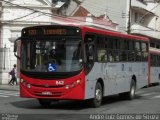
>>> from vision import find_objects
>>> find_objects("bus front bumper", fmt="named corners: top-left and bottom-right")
top-left (20, 82), bottom-right (84, 100)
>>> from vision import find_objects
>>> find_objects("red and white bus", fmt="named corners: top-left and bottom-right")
top-left (14, 25), bottom-right (152, 107)
top-left (149, 47), bottom-right (160, 85)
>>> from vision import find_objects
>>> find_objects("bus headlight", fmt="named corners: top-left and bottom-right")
top-left (21, 80), bottom-right (31, 89)
top-left (65, 79), bottom-right (81, 89)
top-left (76, 79), bottom-right (80, 84)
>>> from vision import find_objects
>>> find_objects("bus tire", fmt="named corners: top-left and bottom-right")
top-left (119, 80), bottom-right (136, 100)
top-left (38, 99), bottom-right (51, 107)
top-left (128, 80), bottom-right (136, 100)
top-left (90, 82), bottom-right (103, 108)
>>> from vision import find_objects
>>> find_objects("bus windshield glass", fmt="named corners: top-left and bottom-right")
top-left (21, 38), bottom-right (82, 73)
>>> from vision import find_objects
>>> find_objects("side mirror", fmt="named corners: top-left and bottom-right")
top-left (14, 37), bottom-right (21, 59)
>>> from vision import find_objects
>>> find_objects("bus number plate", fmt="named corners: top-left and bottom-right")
top-left (42, 91), bottom-right (52, 95)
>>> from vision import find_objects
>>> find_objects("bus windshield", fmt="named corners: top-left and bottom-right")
top-left (21, 38), bottom-right (82, 73)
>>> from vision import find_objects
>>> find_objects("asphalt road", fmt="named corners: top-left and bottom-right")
top-left (0, 86), bottom-right (160, 120)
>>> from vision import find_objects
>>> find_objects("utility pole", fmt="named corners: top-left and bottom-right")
top-left (127, 0), bottom-right (131, 34)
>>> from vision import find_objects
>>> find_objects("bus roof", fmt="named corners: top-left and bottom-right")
top-left (79, 25), bottom-right (149, 42)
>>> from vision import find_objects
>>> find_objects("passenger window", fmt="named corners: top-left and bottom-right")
top-left (84, 34), bottom-right (95, 74)
top-left (97, 36), bottom-right (105, 48)
top-left (135, 42), bottom-right (140, 51)
top-left (105, 37), bottom-right (108, 48)
top-left (129, 41), bottom-right (134, 50)
top-left (120, 51), bottom-right (128, 61)
top-left (142, 43), bottom-right (147, 52)
top-left (128, 51), bottom-right (135, 61)
top-left (108, 50), bottom-right (114, 62)
top-left (97, 49), bottom-right (107, 62)
top-left (120, 40), bottom-right (124, 50)
top-left (112, 38), bottom-right (120, 50)
top-left (124, 40), bottom-right (129, 50)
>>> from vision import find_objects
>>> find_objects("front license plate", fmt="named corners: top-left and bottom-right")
top-left (42, 91), bottom-right (52, 95)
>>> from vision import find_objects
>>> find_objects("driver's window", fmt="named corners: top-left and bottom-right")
top-left (84, 34), bottom-right (95, 74)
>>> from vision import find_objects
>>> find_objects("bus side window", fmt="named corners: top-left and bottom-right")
top-left (108, 50), bottom-right (114, 62)
top-left (105, 37), bottom-right (108, 48)
top-left (141, 42), bottom-right (148, 61)
top-left (135, 41), bottom-right (141, 61)
top-left (128, 40), bottom-right (135, 61)
top-left (150, 54), bottom-right (154, 66)
top-left (84, 34), bottom-right (95, 74)
top-left (97, 49), bottom-right (107, 62)
top-left (97, 36), bottom-right (105, 48)
top-left (120, 51), bottom-right (128, 61)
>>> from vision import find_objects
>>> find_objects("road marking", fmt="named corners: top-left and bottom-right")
top-left (0, 90), bottom-right (18, 93)
top-left (0, 90), bottom-right (19, 97)
top-left (0, 90), bottom-right (19, 93)
top-left (0, 94), bottom-right (8, 97)
top-left (140, 92), bottom-right (156, 97)
top-left (0, 93), bottom-right (19, 96)
top-left (136, 91), bottom-right (145, 94)
top-left (153, 95), bottom-right (160, 98)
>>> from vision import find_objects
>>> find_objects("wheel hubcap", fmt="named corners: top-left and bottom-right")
top-left (96, 89), bottom-right (102, 101)
top-left (131, 85), bottom-right (135, 97)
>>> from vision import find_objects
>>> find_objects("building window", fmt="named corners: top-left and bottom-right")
top-left (137, 0), bottom-right (146, 4)
top-left (135, 12), bottom-right (138, 23)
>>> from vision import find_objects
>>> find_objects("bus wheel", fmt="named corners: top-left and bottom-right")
top-left (127, 80), bottom-right (136, 100)
top-left (120, 80), bottom-right (136, 100)
top-left (91, 82), bottom-right (103, 108)
top-left (38, 99), bottom-right (51, 107)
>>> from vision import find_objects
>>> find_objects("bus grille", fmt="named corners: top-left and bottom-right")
top-left (31, 84), bottom-right (64, 88)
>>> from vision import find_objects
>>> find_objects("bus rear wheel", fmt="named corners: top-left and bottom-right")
top-left (90, 82), bottom-right (103, 108)
top-left (119, 80), bottom-right (136, 100)
top-left (38, 99), bottom-right (52, 107)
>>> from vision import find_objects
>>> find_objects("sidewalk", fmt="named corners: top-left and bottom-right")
top-left (0, 84), bottom-right (19, 91)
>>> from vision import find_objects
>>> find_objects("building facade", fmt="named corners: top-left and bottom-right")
top-left (52, 0), bottom-right (118, 30)
top-left (0, 0), bottom-right (52, 84)
top-left (52, 0), bottom-right (160, 38)
top-left (130, 0), bottom-right (160, 38)
top-left (101, 0), bottom-right (160, 45)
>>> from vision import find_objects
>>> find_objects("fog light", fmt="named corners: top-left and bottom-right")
top-left (65, 85), bottom-right (69, 89)
top-left (27, 84), bottom-right (31, 89)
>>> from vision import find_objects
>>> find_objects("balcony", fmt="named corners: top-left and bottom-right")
top-left (131, 0), bottom-right (156, 15)
top-left (130, 24), bottom-right (158, 38)
top-left (131, 0), bottom-right (147, 9)
top-left (144, 0), bottom-right (160, 3)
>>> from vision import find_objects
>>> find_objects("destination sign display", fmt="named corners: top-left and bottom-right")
top-left (44, 29), bottom-right (67, 35)
top-left (22, 27), bottom-right (81, 37)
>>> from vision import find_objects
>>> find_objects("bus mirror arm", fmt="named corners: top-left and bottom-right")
top-left (14, 37), bottom-right (21, 59)
top-left (14, 52), bottom-right (20, 59)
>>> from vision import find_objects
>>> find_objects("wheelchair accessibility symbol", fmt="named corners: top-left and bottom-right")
top-left (48, 63), bottom-right (56, 72)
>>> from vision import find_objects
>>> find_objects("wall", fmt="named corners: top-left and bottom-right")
top-left (104, 0), bottom-right (128, 33)
top-left (0, 0), bottom-right (52, 84)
